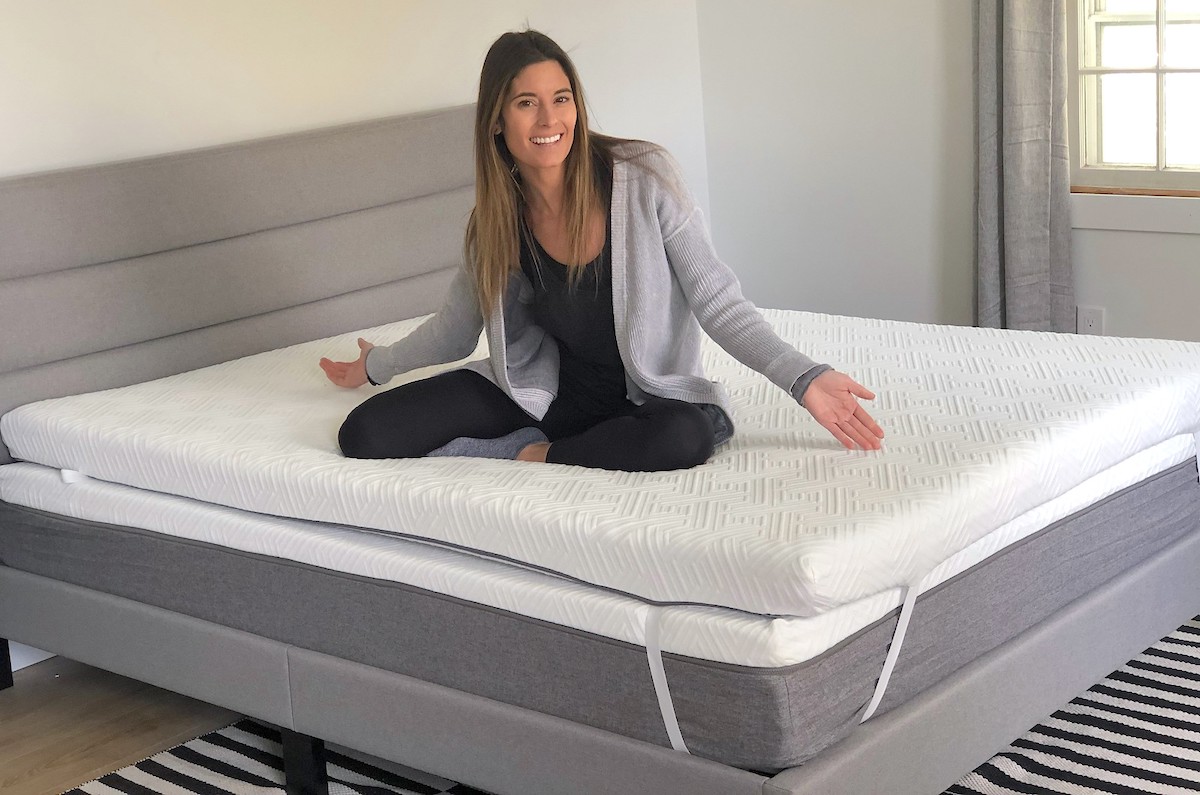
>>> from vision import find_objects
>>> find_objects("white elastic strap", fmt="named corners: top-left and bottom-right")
top-left (860, 584), bottom-right (920, 723)
top-left (60, 469), bottom-right (88, 484)
top-left (644, 606), bottom-right (690, 753)
top-left (1194, 431), bottom-right (1200, 482)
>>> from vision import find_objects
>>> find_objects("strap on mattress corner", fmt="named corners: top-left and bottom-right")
top-left (60, 469), bottom-right (89, 484)
top-left (644, 606), bottom-right (690, 754)
top-left (1194, 431), bottom-right (1200, 481)
top-left (860, 584), bottom-right (920, 724)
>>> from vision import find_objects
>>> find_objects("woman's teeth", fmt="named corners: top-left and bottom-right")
top-left (531, 134), bottom-right (562, 145)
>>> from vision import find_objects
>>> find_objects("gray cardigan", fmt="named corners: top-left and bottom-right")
top-left (365, 143), bottom-right (826, 423)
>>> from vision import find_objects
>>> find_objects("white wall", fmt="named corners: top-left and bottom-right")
top-left (9, 643), bottom-right (55, 672)
top-left (0, 0), bottom-right (709, 210)
top-left (2, 0), bottom-right (980, 325)
top-left (1072, 195), bottom-right (1200, 342)
top-left (696, 0), bottom-right (976, 325)
top-left (6, 4), bottom-right (1192, 353)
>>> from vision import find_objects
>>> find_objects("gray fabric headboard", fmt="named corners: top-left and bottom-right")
top-left (0, 104), bottom-right (475, 464)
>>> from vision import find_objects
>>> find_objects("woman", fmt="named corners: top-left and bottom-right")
top-left (320, 30), bottom-right (883, 472)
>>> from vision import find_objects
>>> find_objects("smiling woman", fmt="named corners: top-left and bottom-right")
top-left (466, 31), bottom-right (604, 316)
top-left (319, 29), bottom-right (885, 472)
top-left (499, 62), bottom-right (578, 173)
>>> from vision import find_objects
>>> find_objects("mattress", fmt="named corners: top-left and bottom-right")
top-left (4, 457), bottom-right (1199, 771)
top-left (7, 309), bottom-right (1200, 621)
top-left (0, 431), bottom-right (1194, 669)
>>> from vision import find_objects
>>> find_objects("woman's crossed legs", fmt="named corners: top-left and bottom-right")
top-left (338, 369), bottom-right (714, 472)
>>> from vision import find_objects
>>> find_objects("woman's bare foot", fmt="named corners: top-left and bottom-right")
top-left (516, 442), bottom-right (551, 463)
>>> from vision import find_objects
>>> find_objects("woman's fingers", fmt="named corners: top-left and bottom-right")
top-left (810, 388), bottom-right (885, 450)
top-left (843, 413), bottom-right (882, 450)
top-left (318, 357), bottom-right (357, 387)
top-left (319, 340), bottom-right (374, 388)
top-left (826, 421), bottom-right (858, 450)
top-left (848, 381), bottom-right (876, 402)
top-left (852, 404), bottom-right (885, 441)
top-left (824, 417), bottom-right (867, 450)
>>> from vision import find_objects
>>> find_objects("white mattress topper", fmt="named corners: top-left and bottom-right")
top-left (2, 430), bottom-right (1191, 668)
top-left (5, 310), bottom-right (1200, 617)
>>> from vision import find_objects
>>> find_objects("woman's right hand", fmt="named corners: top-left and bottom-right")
top-left (319, 338), bottom-right (375, 388)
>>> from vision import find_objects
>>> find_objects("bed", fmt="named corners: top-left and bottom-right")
top-left (2, 104), bottom-right (1199, 795)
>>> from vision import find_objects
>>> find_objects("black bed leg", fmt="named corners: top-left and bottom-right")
top-left (1, 638), bottom-right (14, 691)
top-left (281, 728), bottom-right (329, 795)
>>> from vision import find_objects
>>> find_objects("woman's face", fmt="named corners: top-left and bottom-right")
top-left (499, 59), bottom-right (577, 178)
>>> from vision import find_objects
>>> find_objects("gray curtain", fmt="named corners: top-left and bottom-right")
top-left (977, 0), bottom-right (1075, 332)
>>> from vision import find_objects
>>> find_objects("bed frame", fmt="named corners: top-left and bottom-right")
top-left (2, 105), bottom-right (1198, 795)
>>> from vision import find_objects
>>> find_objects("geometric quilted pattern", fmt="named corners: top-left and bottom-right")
top-left (4, 310), bottom-right (1200, 617)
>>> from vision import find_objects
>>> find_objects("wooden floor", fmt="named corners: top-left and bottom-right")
top-left (0, 656), bottom-right (240, 795)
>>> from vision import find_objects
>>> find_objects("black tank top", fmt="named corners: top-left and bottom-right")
top-left (518, 217), bottom-right (629, 419)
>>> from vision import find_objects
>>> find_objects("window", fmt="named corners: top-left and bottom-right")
top-left (1069, 0), bottom-right (1200, 193)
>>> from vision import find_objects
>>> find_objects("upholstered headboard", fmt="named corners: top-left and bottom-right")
top-left (0, 104), bottom-right (475, 463)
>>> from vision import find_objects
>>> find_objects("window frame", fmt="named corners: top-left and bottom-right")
top-left (1068, 0), bottom-right (1200, 194)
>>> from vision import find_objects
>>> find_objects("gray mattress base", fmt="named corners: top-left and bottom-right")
top-left (1, 458), bottom-right (1199, 775)
top-left (3, 502), bottom-right (1200, 795)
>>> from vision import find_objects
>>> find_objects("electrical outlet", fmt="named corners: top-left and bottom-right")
top-left (1077, 305), bottom-right (1105, 335)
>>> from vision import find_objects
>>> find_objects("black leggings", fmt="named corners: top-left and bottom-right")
top-left (338, 369), bottom-right (714, 472)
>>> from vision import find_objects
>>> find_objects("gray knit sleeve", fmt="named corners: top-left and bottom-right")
top-left (789, 364), bottom-right (834, 404)
top-left (364, 266), bottom-right (485, 386)
top-left (660, 204), bottom-right (827, 395)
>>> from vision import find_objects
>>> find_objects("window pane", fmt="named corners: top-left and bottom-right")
top-left (1101, 0), bottom-right (1156, 14)
top-left (1085, 2), bottom-right (1156, 67)
top-left (1165, 21), bottom-right (1200, 66)
top-left (1166, 0), bottom-right (1200, 14)
top-left (1100, 23), bottom-right (1158, 66)
top-left (1166, 74), bottom-right (1200, 167)
top-left (1095, 73), bottom-right (1157, 165)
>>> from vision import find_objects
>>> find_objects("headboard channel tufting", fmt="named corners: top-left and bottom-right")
top-left (0, 104), bottom-right (476, 463)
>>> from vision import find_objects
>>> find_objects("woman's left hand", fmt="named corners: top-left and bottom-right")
top-left (801, 370), bottom-right (885, 451)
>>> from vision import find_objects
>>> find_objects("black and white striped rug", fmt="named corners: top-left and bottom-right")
top-left (948, 616), bottom-right (1200, 794)
top-left (62, 719), bottom-right (489, 795)
top-left (63, 617), bottom-right (1200, 795)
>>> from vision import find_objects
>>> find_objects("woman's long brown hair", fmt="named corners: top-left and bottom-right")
top-left (466, 30), bottom-right (619, 319)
